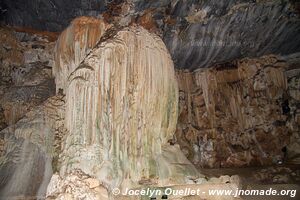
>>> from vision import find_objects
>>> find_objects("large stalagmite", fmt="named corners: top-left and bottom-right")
top-left (48, 17), bottom-right (200, 199)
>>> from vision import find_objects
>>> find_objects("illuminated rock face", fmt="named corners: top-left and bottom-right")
top-left (176, 55), bottom-right (298, 168)
top-left (51, 17), bottom-right (199, 196)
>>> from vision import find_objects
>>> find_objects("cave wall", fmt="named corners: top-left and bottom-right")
top-left (175, 55), bottom-right (300, 168)
top-left (0, 94), bottom-right (65, 199)
top-left (285, 55), bottom-right (300, 164)
top-left (0, 27), bottom-right (65, 199)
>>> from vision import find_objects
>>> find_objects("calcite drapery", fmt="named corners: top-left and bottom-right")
top-left (52, 17), bottom-right (200, 194)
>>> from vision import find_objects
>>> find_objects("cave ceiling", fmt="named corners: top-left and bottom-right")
top-left (1, 0), bottom-right (300, 70)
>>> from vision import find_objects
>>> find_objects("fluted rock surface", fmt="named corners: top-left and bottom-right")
top-left (163, 0), bottom-right (300, 70)
top-left (50, 18), bottom-right (200, 198)
top-left (53, 16), bottom-right (108, 91)
top-left (175, 55), bottom-right (300, 168)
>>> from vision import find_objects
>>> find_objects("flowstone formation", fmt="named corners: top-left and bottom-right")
top-left (47, 17), bottom-right (202, 199)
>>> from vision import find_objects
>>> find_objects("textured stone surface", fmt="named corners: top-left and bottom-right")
top-left (0, 27), bottom-right (24, 98)
top-left (162, 0), bottom-right (300, 69)
top-left (0, 26), bottom-right (65, 199)
top-left (0, 94), bottom-right (65, 199)
top-left (47, 170), bottom-right (242, 200)
top-left (175, 54), bottom-right (299, 168)
top-left (46, 170), bottom-right (109, 200)
top-left (1, 0), bottom-right (106, 32)
top-left (0, 3), bottom-right (299, 199)
top-left (253, 166), bottom-right (300, 184)
top-left (285, 54), bottom-right (300, 165)
top-left (0, 26), bottom-right (55, 126)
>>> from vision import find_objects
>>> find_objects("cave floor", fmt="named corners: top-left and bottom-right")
top-left (201, 164), bottom-right (300, 200)
top-left (201, 164), bottom-right (300, 184)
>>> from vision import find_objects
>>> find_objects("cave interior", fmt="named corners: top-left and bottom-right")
top-left (0, 0), bottom-right (300, 200)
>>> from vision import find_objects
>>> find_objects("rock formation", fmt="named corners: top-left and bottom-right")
top-left (285, 54), bottom-right (300, 164)
top-left (0, 27), bottom-right (55, 126)
top-left (47, 17), bottom-right (201, 199)
top-left (0, 94), bottom-right (65, 199)
top-left (0, 27), bottom-right (64, 199)
top-left (175, 54), bottom-right (300, 168)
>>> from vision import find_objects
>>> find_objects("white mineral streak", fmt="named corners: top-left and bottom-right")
top-left (51, 17), bottom-right (200, 197)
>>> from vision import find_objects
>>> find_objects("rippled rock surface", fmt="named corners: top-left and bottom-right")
top-left (1, 0), bottom-right (300, 70)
